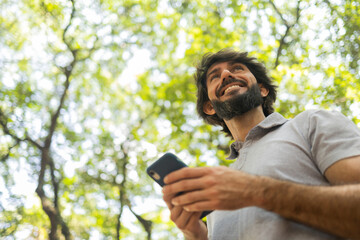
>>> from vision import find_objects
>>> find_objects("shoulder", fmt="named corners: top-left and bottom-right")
top-left (295, 109), bottom-right (360, 175)
top-left (293, 109), bottom-right (345, 120)
top-left (285, 109), bottom-right (360, 144)
top-left (291, 109), bottom-right (357, 129)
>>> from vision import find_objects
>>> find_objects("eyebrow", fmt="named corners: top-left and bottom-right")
top-left (206, 67), bottom-right (220, 80)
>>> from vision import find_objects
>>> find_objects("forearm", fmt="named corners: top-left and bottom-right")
top-left (163, 165), bottom-right (360, 238)
top-left (257, 176), bottom-right (360, 239)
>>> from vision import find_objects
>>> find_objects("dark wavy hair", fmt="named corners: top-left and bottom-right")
top-left (194, 48), bottom-right (277, 136)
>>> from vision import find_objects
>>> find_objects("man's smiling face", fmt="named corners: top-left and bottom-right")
top-left (203, 61), bottom-right (268, 120)
top-left (206, 61), bottom-right (258, 102)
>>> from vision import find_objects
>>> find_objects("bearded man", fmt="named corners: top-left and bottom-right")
top-left (162, 49), bottom-right (360, 240)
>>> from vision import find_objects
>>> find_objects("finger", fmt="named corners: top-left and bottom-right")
top-left (170, 206), bottom-right (183, 220)
top-left (163, 176), bottom-right (212, 196)
top-left (171, 189), bottom-right (209, 206)
top-left (164, 167), bottom-right (211, 184)
top-left (185, 211), bottom-right (202, 228)
top-left (163, 181), bottom-right (198, 196)
top-left (163, 192), bottom-right (177, 203)
top-left (163, 192), bottom-right (178, 209)
top-left (164, 199), bottom-right (173, 210)
top-left (171, 208), bottom-right (193, 229)
top-left (183, 200), bottom-right (215, 212)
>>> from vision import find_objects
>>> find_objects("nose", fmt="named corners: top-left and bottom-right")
top-left (220, 69), bottom-right (234, 83)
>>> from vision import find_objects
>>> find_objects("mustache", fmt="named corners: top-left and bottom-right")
top-left (216, 79), bottom-right (248, 98)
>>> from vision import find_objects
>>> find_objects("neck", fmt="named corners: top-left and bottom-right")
top-left (224, 106), bottom-right (266, 142)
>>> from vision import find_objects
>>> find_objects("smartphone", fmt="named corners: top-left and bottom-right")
top-left (147, 152), bottom-right (187, 186)
top-left (147, 152), bottom-right (212, 219)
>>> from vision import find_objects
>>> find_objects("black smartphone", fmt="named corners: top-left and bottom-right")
top-left (147, 152), bottom-right (212, 219)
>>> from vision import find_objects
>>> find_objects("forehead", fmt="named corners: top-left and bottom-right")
top-left (206, 61), bottom-right (247, 76)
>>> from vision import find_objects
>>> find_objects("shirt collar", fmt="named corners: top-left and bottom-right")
top-left (227, 112), bottom-right (288, 159)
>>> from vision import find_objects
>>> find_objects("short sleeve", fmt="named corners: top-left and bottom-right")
top-left (308, 110), bottom-right (360, 174)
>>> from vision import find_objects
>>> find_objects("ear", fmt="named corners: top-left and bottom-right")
top-left (258, 84), bottom-right (269, 97)
top-left (203, 101), bottom-right (216, 115)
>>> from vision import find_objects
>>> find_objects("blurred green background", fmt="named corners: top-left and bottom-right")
top-left (1, 0), bottom-right (359, 239)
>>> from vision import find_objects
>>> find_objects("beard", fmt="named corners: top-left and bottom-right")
top-left (211, 84), bottom-right (264, 120)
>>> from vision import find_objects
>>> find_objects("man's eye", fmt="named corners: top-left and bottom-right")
top-left (233, 65), bottom-right (244, 71)
top-left (210, 75), bottom-right (220, 81)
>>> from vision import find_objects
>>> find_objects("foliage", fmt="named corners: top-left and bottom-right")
top-left (0, 0), bottom-right (359, 239)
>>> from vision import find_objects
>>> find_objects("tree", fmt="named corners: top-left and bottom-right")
top-left (1, 0), bottom-right (359, 239)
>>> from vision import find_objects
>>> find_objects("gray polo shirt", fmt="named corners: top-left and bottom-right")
top-left (207, 109), bottom-right (360, 240)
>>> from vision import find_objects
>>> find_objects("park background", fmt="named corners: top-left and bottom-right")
top-left (1, 0), bottom-right (359, 239)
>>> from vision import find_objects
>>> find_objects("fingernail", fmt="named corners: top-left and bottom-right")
top-left (171, 199), bottom-right (178, 205)
top-left (164, 176), bottom-right (168, 183)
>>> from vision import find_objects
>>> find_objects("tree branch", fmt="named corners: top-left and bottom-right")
top-left (35, 149), bottom-right (59, 239)
top-left (269, 0), bottom-right (301, 68)
top-left (62, 0), bottom-right (76, 50)
top-left (269, 0), bottom-right (290, 27)
top-left (45, 0), bottom-right (77, 148)
top-left (0, 141), bottom-right (19, 162)
top-left (0, 108), bottom-right (43, 151)
top-left (322, 0), bottom-right (339, 16)
top-left (35, 1), bottom-right (77, 239)
top-left (128, 205), bottom-right (153, 240)
top-left (48, 157), bottom-right (59, 210)
top-left (116, 143), bottom-right (129, 240)
top-left (115, 118), bottom-right (153, 239)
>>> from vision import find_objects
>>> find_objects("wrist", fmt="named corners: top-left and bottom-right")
top-left (251, 175), bottom-right (280, 209)
top-left (184, 233), bottom-right (208, 240)
top-left (183, 220), bottom-right (208, 240)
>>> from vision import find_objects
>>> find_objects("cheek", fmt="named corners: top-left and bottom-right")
top-left (206, 84), bottom-right (217, 98)
top-left (211, 86), bottom-right (220, 98)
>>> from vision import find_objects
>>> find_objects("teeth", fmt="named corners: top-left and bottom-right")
top-left (224, 85), bottom-right (241, 95)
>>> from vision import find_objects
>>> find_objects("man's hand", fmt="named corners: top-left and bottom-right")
top-left (162, 189), bottom-right (208, 240)
top-left (162, 161), bottom-right (360, 239)
top-left (162, 166), bottom-right (264, 212)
